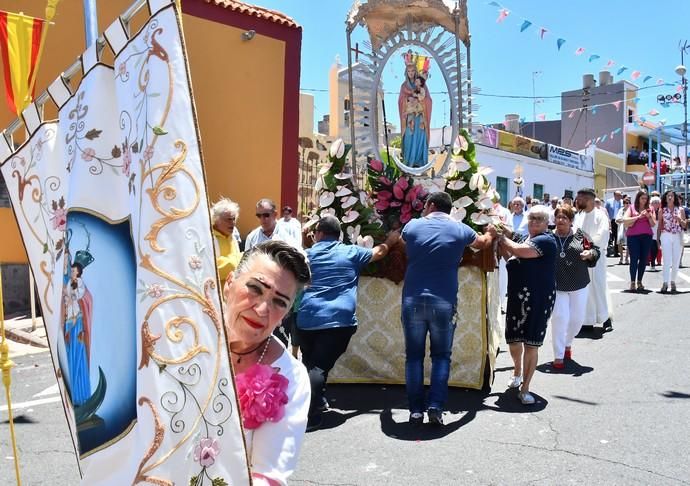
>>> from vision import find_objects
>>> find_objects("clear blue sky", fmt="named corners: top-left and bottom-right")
top-left (255, 0), bottom-right (690, 135)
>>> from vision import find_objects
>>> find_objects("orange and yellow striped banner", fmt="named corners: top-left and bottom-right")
top-left (0, 11), bottom-right (45, 115)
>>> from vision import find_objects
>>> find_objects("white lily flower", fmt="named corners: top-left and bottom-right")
top-left (358, 191), bottom-right (369, 205)
top-left (454, 134), bottom-right (469, 152)
top-left (320, 208), bottom-right (336, 218)
top-left (319, 191), bottom-right (335, 208)
top-left (341, 195), bottom-right (358, 208)
top-left (314, 176), bottom-right (323, 192)
top-left (447, 179), bottom-right (467, 191)
top-left (335, 185), bottom-right (352, 197)
top-left (356, 234), bottom-right (374, 248)
top-left (469, 167), bottom-right (493, 191)
top-left (475, 196), bottom-right (493, 210)
top-left (318, 162), bottom-right (333, 175)
top-left (449, 155), bottom-right (471, 172)
top-left (346, 224), bottom-right (361, 242)
top-left (342, 210), bottom-right (359, 224)
top-left (329, 138), bottom-right (345, 159)
top-left (450, 206), bottom-right (466, 222)
top-left (334, 171), bottom-right (353, 180)
top-left (453, 196), bottom-right (474, 208)
top-left (471, 212), bottom-right (492, 225)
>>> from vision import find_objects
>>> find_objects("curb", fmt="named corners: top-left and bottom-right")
top-left (4, 327), bottom-right (48, 348)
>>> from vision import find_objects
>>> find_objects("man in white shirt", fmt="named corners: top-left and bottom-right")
top-left (574, 188), bottom-right (613, 333)
top-left (276, 206), bottom-right (303, 249)
top-left (510, 197), bottom-right (529, 236)
top-left (244, 198), bottom-right (295, 251)
top-left (547, 196), bottom-right (559, 229)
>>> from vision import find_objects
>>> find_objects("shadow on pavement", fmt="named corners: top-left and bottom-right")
top-left (1, 414), bottom-right (38, 425)
top-left (321, 383), bottom-right (548, 441)
top-left (660, 391), bottom-right (690, 399)
top-left (551, 395), bottom-right (599, 406)
top-left (536, 360), bottom-right (594, 377)
top-left (575, 326), bottom-right (604, 340)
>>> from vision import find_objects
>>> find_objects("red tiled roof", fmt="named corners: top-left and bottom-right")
top-left (204, 0), bottom-right (299, 29)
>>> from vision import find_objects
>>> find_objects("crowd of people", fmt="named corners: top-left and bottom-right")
top-left (212, 185), bottom-right (688, 484)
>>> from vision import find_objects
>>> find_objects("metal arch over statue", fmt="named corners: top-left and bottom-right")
top-left (344, 0), bottom-right (474, 177)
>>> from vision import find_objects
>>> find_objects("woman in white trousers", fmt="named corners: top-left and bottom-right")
top-left (658, 191), bottom-right (687, 293)
top-left (549, 205), bottom-right (600, 368)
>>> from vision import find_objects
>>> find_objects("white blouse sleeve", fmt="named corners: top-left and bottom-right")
top-left (248, 352), bottom-right (310, 485)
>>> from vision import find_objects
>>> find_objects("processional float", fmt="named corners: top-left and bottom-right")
top-left (319, 0), bottom-right (502, 389)
top-left (0, 0), bottom-right (250, 484)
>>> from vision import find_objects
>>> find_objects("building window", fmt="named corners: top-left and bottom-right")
top-left (344, 99), bottom-right (351, 111)
top-left (533, 183), bottom-right (544, 201)
top-left (0, 176), bottom-right (9, 207)
top-left (495, 176), bottom-right (508, 206)
top-left (628, 109), bottom-right (634, 123)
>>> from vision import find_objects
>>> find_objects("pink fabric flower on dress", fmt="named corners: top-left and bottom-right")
top-left (235, 363), bottom-right (289, 430)
top-left (51, 207), bottom-right (67, 232)
top-left (122, 147), bottom-right (132, 177)
top-left (193, 438), bottom-right (220, 467)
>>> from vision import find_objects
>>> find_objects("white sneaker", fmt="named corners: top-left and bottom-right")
top-left (518, 391), bottom-right (535, 405)
top-left (507, 375), bottom-right (523, 389)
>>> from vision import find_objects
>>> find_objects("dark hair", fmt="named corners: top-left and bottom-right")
top-left (426, 191), bottom-right (452, 214)
top-left (235, 240), bottom-right (311, 291)
top-left (71, 262), bottom-right (83, 278)
top-left (633, 190), bottom-right (650, 212)
top-left (282, 206), bottom-right (293, 213)
top-left (315, 215), bottom-right (341, 238)
top-left (553, 204), bottom-right (575, 221)
top-left (415, 76), bottom-right (426, 88)
top-left (661, 190), bottom-right (680, 209)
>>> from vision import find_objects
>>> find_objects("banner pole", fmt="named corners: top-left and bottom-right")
top-left (30, 272), bottom-right (36, 332)
top-left (0, 269), bottom-right (22, 486)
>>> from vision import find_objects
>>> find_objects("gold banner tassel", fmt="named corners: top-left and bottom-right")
top-left (0, 268), bottom-right (22, 485)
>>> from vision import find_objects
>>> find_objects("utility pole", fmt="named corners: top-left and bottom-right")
top-left (532, 71), bottom-right (542, 139)
top-left (677, 40), bottom-right (689, 204)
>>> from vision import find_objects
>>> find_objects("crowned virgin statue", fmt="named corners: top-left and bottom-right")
top-left (398, 50), bottom-right (432, 168)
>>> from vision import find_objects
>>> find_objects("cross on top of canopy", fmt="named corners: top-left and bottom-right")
top-left (346, 0), bottom-right (469, 49)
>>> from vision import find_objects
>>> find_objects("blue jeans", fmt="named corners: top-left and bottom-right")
top-left (401, 295), bottom-right (456, 413)
top-left (627, 234), bottom-right (653, 282)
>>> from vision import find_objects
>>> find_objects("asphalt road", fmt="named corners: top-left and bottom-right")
top-left (1, 257), bottom-right (689, 485)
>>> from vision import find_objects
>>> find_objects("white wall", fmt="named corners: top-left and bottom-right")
top-left (476, 145), bottom-right (594, 201)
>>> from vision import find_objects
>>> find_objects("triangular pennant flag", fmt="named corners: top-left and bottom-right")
top-left (601, 134), bottom-right (608, 142)
top-left (648, 109), bottom-right (659, 116)
top-left (677, 85), bottom-right (684, 93)
top-left (610, 130), bottom-right (615, 138)
top-left (488, 1), bottom-right (502, 7)
top-left (520, 20), bottom-right (532, 32)
top-left (575, 47), bottom-right (585, 56)
top-left (605, 60), bottom-right (615, 68)
top-left (557, 38), bottom-right (566, 50)
top-left (639, 116), bottom-right (646, 122)
top-left (633, 97), bottom-right (641, 103)
top-left (656, 78), bottom-right (664, 85)
top-left (614, 128), bottom-right (622, 134)
top-left (613, 100), bottom-right (622, 111)
top-left (642, 75), bottom-right (653, 83)
top-left (568, 110), bottom-right (576, 118)
top-left (585, 140), bottom-right (592, 148)
top-left (617, 66), bottom-right (628, 75)
top-left (592, 107), bottom-right (597, 115)
top-left (536, 113), bottom-right (546, 121)
top-left (497, 8), bottom-right (510, 23)
top-left (659, 119), bottom-right (667, 126)
top-left (539, 27), bottom-right (548, 40)
top-left (588, 54), bottom-right (600, 63)
top-left (631, 70), bottom-right (641, 80)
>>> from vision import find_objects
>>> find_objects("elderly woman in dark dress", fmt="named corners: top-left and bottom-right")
top-left (499, 206), bottom-right (556, 405)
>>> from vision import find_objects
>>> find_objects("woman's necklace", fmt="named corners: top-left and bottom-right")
top-left (555, 230), bottom-right (572, 258)
top-left (231, 336), bottom-right (270, 364)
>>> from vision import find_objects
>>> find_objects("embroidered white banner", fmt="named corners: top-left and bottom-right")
top-left (0, 4), bottom-right (250, 485)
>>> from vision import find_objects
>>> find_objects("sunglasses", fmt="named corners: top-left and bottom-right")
top-left (256, 212), bottom-right (273, 218)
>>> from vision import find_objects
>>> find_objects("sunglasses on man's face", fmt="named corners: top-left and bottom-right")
top-left (256, 212), bottom-right (273, 219)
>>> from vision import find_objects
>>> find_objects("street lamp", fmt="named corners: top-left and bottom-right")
top-left (675, 61), bottom-right (688, 204)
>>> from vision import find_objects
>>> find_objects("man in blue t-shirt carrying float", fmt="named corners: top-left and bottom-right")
top-left (400, 191), bottom-right (496, 426)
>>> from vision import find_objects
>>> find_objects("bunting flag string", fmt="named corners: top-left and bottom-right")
top-left (486, 1), bottom-right (672, 86)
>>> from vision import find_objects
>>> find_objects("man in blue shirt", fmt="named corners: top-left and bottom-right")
top-left (605, 191), bottom-right (622, 257)
top-left (297, 215), bottom-right (399, 431)
top-left (401, 191), bottom-right (495, 426)
top-left (510, 197), bottom-right (529, 236)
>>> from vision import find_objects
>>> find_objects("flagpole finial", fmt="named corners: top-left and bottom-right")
top-left (46, 0), bottom-right (60, 21)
